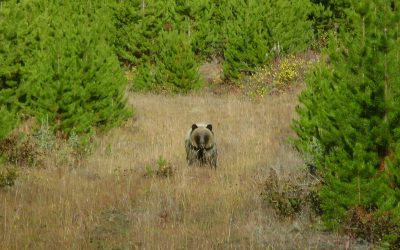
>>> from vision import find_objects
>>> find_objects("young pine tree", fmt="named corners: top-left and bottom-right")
top-left (293, 1), bottom-right (400, 245)
top-left (0, 108), bottom-right (17, 141)
top-left (154, 31), bottom-right (202, 93)
top-left (1, 0), bottom-right (130, 136)
top-left (222, 0), bottom-right (314, 80)
top-left (264, 0), bottom-right (314, 57)
top-left (190, 0), bottom-right (224, 59)
top-left (131, 63), bottom-right (157, 92)
top-left (113, 0), bottom-right (179, 66)
top-left (38, 1), bottom-right (130, 135)
top-left (133, 31), bottom-right (202, 93)
top-left (309, 0), bottom-right (352, 33)
top-left (0, 0), bottom-right (34, 139)
top-left (222, 0), bottom-right (271, 79)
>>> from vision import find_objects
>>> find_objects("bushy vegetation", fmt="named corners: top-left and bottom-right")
top-left (309, 0), bottom-right (352, 33)
top-left (0, 167), bottom-right (17, 188)
top-left (247, 54), bottom-right (315, 98)
top-left (132, 30), bottom-right (202, 93)
top-left (261, 168), bottom-right (321, 218)
top-left (114, 0), bottom-right (315, 85)
top-left (143, 156), bottom-right (175, 178)
top-left (0, 108), bottom-right (18, 141)
top-left (293, 1), bottom-right (400, 247)
top-left (0, 133), bottom-right (42, 168)
top-left (3, 0), bottom-right (398, 247)
top-left (0, 0), bottom-right (130, 142)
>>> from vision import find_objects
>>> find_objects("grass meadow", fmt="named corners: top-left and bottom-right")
top-left (0, 91), bottom-right (367, 249)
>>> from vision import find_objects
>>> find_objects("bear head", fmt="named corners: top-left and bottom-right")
top-left (190, 123), bottom-right (214, 150)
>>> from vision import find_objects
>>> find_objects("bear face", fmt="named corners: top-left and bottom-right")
top-left (189, 124), bottom-right (214, 150)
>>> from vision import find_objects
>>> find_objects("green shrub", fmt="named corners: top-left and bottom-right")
top-left (261, 168), bottom-right (321, 218)
top-left (114, 0), bottom-right (315, 87)
top-left (190, 0), bottom-right (224, 59)
top-left (0, 108), bottom-right (18, 141)
top-left (131, 63), bottom-right (157, 92)
top-left (293, 1), bottom-right (400, 246)
top-left (0, 0), bottom-right (131, 137)
top-left (222, 0), bottom-right (270, 79)
top-left (264, 0), bottom-right (314, 57)
top-left (154, 31), bottom-right (203, 92)
top-left (0, 133), bottom-right (42, 168)
top-left (143, 156), bottom-right (174, 178)
top-left (0, 2), bottom-right (26, 140)
top-left (222, 0), bottom-right (314, 80)
top-left (113, 0), bottom-right (178, 66)
top-left (309, 0), bottom-right (352, 33)
top-left (0, 167), bottom-right (17, 188)
top-left (133, 31), bottom-right (202, 93)
top-left (113, 0), bottom-right (223, 64)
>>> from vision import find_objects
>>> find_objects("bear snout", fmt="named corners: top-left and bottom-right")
top-left (199, 138), bottom-right (206, 149)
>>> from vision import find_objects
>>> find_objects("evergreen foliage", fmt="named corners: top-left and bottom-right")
top-left (113, 0), bottom-right (223, 64)
top-left (0, 0), bottom-right (130, 136)
top-left (0, 0), bottom-right (32, 140)
top-left (222, 0), bottom-right (270, 79)
top-left (293, 1), bottom-right (400, 245)
top-left (115, 0), bottom-right (202, 92)
top-left (309, 0), bottom-right (352, 32)
top-left (155, 31), bottom-right (202, 92)
top-left (132, 31), bottom-right (202, 92)
top-left (222, 0), bottom-right (314, 79)
top-left (113, 0), bottom-right (314, 85)
top-left (265, 0), bottom-right (314, 56)
top-left (189, 0), bottom-right (224, 59)
top-left (113, 0), bottom-right (179, 66)
top-left (131, 63), bottom-right (156, 92)
top-left (0, 108), bottom-right (17, 141)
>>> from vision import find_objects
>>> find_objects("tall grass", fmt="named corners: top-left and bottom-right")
top-left (0, 91), bottom-right (361, 249)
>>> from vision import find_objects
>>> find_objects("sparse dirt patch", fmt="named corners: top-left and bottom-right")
top-left (0, 90), bottom-right (369, 249)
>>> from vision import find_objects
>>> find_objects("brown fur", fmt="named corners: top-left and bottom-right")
top-left (185, 123), bottom-right (217, 168)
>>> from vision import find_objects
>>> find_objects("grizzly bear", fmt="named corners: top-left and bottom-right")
top-left (185, 123), bottom-right (217, 168)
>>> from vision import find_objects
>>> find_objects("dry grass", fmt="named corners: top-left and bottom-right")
top-left (1, 91), bottom-right (365, 249)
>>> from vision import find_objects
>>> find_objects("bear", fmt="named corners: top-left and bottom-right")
top-left (185, 123), bottom-right (217, 168)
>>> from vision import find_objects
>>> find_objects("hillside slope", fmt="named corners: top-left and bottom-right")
top-left (1, 92), bottom-right (363, 249)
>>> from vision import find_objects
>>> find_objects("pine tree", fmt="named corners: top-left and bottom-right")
top-left (155, 30), bottom-right (202, 92)
top-left (113, 0), bottom-right (223, 64)
top-left (222, 0), bottom-right (314, 80)
top-left (0, 108), bottom-right (17, 141)
top-left (293, 1), bottom-right (400, 245)
top-left (113, 0), bottom-right (314, 85)
top-left (309, 0), bottom-right (352, 33)
top-left (190, 0), bottom-right (224, 59)
top-left (133, 31), bottom-right (202, 93)
top-left (265, 0), bottom-right (314, 56)
top-left (222, 0), bottom-right (271, 79)
top-left (0, 0), bottom-right (34, 139)
top-left (113, 0), bottom-right (178, 66)
top-left (131, 63), bottom-right (157, 91)
top-left (1, 0), bottom-right (130, 136)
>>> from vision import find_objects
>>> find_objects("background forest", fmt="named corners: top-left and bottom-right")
top-left (1, 0), bottom-right (399, 248)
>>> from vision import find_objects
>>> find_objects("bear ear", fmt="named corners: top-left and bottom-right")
top-left (206, 124), bottom-right (212, 131)
top-left (191, 124), bottom-right (198, 130)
